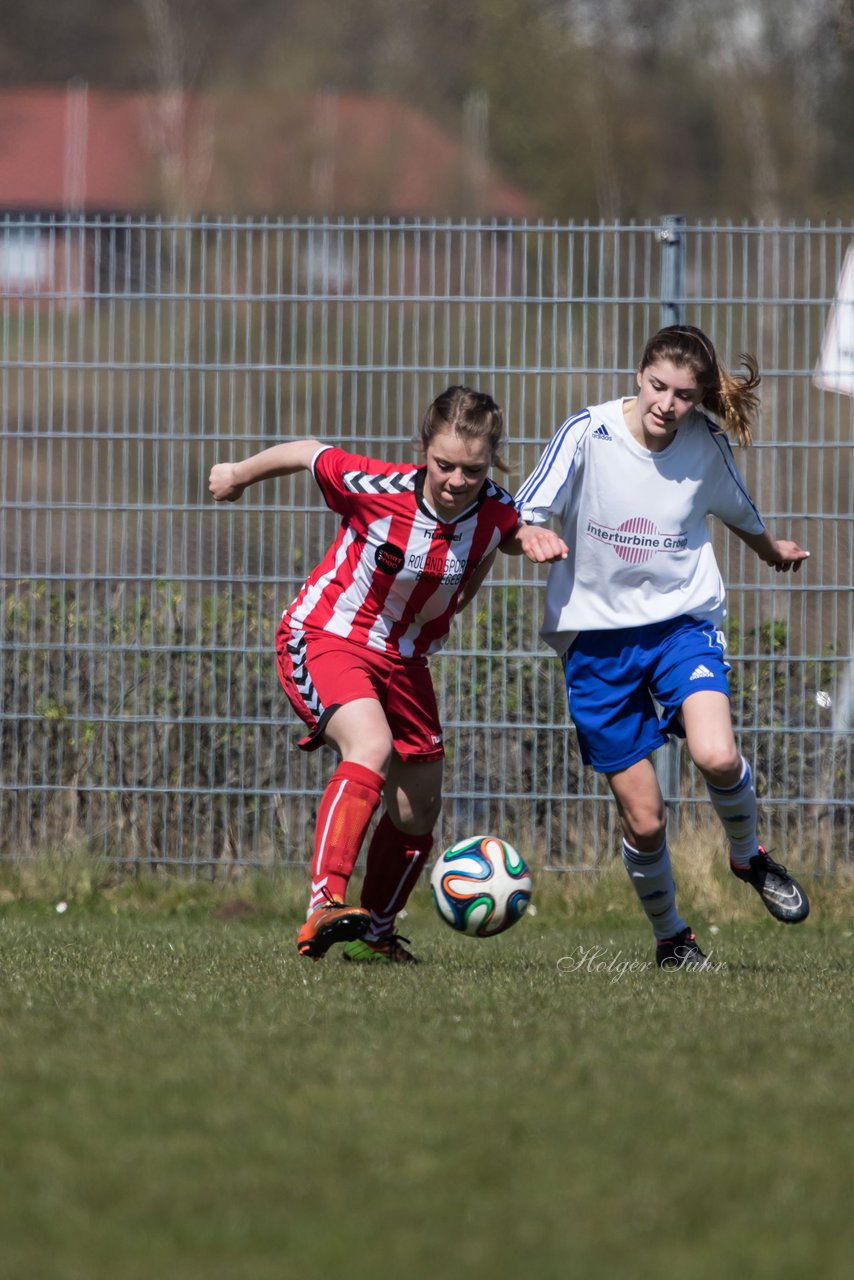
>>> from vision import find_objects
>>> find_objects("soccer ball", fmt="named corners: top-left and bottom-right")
top-left (430, 835), bottom-right (533, 937)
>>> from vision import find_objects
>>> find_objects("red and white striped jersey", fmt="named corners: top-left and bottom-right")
top-left (283, 446), bottom-right (518, 659)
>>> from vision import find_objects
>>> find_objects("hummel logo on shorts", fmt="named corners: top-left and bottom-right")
top-left (592, 424), bottom-right (612, 441)
top-left (690, 664), bottom-right (715, 680)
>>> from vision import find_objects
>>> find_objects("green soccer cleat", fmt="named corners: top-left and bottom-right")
top-left (341, 933), bottom-right (419, 965)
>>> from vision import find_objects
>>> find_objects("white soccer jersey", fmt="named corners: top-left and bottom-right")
top-left (285, 446), bottom-right (519, 659)
top-left (515, 398), bottom-right (765, 655)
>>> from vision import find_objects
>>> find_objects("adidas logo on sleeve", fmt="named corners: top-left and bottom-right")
top-left (690, 664), bottom-right (715, 680)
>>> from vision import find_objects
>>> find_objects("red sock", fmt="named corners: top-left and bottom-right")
top-left (360, 812), bottom-right (433, 940)
top-left (309, 762), bottom-right (384, 911)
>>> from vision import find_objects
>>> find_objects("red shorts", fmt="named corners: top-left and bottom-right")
top-left (275, 621), bottom-right (445, 762)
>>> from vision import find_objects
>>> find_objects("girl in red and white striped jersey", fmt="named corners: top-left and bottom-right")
top-left (209, 386), bottom-right (565, 964)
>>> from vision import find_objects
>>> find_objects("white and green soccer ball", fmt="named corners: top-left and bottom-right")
top-left (430, 835), bottom-right (533, 937)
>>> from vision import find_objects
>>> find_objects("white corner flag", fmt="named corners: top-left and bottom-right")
top-left (814, 245), bottom-right (854, 397)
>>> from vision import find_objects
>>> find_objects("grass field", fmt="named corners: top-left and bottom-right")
top-left (1, 850), bottom-right (853, 1280)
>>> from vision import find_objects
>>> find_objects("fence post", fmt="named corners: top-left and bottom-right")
top-left (656, 213), bottom-right (686, 833)
top-left (659, 213), bottom-right (685, 328)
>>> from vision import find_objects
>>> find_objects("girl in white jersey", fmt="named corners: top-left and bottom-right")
top-left (513, 325), bottom-right (811, 969)
top-left (210, 387), bottom-right (528, 964)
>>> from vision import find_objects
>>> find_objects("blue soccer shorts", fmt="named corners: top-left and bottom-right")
top-left (561, 615), bottom-right (731, 773)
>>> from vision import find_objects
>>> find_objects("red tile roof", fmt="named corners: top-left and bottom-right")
top-left (0, 87), bottom-right (536, 219)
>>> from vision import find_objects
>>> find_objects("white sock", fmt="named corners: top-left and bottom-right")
top-left (621, 838), bottom-right (687, 941)
top-left (706, 757), bottom-right (758, 868)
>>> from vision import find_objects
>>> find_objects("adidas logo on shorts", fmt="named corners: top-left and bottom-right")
top-left (690, 664), bottom-right (715, 681)
top-left (592, 424), bottom-right (612, 441)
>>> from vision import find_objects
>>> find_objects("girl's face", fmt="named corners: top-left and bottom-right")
top-left (631, 358), bottom-right (704, 450)
top-left (422, 427), bottom-right (493, 520)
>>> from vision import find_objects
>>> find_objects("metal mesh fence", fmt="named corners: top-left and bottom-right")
top-left (1, 214), bottom-right (851, 873)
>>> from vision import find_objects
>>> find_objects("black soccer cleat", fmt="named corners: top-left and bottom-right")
top-left (655, 927), bottom-right (710, 971)
top-left (730, 847), bottom-right (810, 924)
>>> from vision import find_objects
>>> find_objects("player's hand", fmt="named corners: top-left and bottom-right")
top-left (208, 463), bottom-right (246, 502)
top-left (517, 524), bottom-right (569, 564)
top-left (764, 540), bottom-right (810, 573)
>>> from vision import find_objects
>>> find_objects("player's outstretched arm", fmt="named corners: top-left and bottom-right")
top-left (500, 522), bottom-right (569, 563)
top-left (209, 439), bottom-right (324, 502)
top-left (728, 524), bottom-right (810, 574)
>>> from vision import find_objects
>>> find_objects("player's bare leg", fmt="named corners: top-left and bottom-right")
top-left (384, 756), bottom-right (443, 835)
top-left (322, 698), bottom-right (395, 775)
top-left (606, 756), bottom-right (665, 851)
top-left (679, 690), bottom-right (741, 787)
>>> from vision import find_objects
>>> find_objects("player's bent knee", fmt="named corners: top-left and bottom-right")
top-left (399, 801), bottom-right (442, 834)
top-left (329, 726), bottom-right (394, 774)
top-left (361, 742), bottom-right (395, 775)
top-left (693, 747), bottom-right (742, 785)
top-left (622, 809), bottom-right (666, 849)
top-left (390, 791), bottom-right (442, 834)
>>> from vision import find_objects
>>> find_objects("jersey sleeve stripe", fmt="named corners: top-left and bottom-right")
top-left (515, 409), bottom-right (592, 516)
top-left (706, 421), bottom-right (764, 527)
